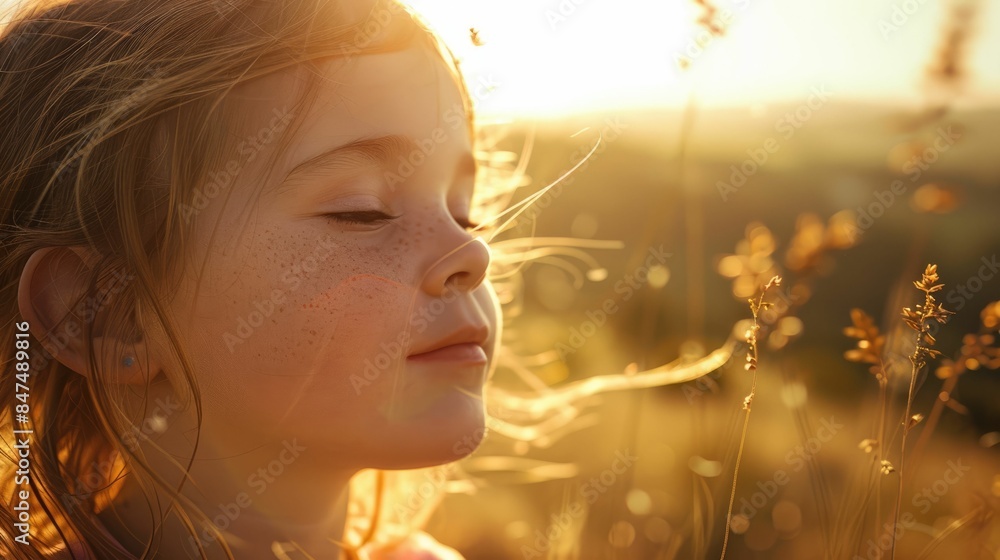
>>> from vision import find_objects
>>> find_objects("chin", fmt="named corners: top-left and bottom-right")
top-left (366, 389), bottom-right (487, 469)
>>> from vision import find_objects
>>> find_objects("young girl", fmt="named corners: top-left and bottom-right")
top-left (0, 0), bottom-right (512, 556)
top-left (0, 0), bottom-right (729, 558)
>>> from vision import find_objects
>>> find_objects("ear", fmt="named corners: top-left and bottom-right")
top-left (17, 246), bottom-right (161, 385)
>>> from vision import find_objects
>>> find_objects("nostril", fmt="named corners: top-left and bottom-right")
top-left (447, 268), bottom-right (487, 292)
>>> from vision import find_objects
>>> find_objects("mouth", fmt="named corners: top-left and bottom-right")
top-left (407, 323), bottom-right (490, 365)
top-left (406, 342), bottom-right (488, 364)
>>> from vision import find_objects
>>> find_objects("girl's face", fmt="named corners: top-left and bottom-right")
top-left (159, 43), bottom-right (499, 469)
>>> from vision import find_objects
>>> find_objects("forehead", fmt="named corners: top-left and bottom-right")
top-left (226, 45), bottom-right (470, 183)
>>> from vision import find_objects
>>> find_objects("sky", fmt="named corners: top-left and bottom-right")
top-left (408, 0), bottom-right (1000, 116)
top-left (2, 0), bottom-right (997, 116)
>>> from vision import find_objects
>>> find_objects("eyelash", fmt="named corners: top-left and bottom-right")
top-left (324, 211), bottom-right (399, 226)
top-left (324, 211), bottom-right (483, 231)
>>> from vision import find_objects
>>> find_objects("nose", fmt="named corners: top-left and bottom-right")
top-left (420, 228), bottom-right (491, 298)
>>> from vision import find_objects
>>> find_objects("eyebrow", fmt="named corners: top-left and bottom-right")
top-left (273, 134), bottom-right (477, 195)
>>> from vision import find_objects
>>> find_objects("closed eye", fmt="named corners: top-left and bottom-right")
top-left (325, 210), bottom-right (487, 232)
top-left (324, 210), bottom-right (400, 225)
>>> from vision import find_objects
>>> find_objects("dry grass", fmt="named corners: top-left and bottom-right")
top-left (719, 275), bottom-right (782, 559)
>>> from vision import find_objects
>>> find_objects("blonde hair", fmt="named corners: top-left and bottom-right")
top-left (0, 0), bottom-right (739, 557)
top-left (0, 0), bottom-right (491, 557)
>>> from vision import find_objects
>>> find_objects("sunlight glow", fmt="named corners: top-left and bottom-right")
top-left (406, 0), bottom-right (1000, 116)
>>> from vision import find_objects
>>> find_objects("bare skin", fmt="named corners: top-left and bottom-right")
top-left (20, 41), bottom-right (497, 559)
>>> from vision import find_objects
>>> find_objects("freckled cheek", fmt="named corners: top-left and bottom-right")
top-left (208, 271), bottom-right (422, 417)
top-left (225, 274), bottom-right (428, 432)
top-left (179, 226), bottom-right (428, 415)
top-left (293, 273), bottom-right (419, 371)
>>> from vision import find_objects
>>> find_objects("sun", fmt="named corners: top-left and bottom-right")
top-left (403, 0), bottom-right (697, 117)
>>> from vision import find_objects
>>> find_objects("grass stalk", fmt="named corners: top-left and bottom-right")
top-left (719, 276), bottom-right (781, 560)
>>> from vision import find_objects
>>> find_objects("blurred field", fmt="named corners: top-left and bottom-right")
top-left (427, 100), bottom-right (1000, 559)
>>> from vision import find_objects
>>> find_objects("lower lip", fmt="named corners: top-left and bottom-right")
top-left (407, 343), bottom-right (487, 364)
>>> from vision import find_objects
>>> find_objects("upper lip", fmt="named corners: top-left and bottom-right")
top-left (408, 324), bottom-right (489, 357)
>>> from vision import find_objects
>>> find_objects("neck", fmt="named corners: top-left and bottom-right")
top-left (95, 389), bottom-right (357, 559)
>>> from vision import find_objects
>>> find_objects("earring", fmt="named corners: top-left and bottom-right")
top-left (122, 355), bottom-right (135, 367)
